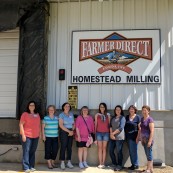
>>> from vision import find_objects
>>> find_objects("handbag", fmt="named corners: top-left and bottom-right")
top-left (86, 134), bottom-right (93, 147)
top-left (81, 116), bottom-right (94, 147)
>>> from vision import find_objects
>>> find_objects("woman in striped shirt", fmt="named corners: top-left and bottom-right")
top-left (42, 105), bottom-right (59, 169)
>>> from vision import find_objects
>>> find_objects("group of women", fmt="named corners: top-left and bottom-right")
top-left (19, 101), bottom-right (154, 173)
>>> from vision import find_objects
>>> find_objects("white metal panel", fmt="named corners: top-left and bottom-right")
top-left (80, 2), bottom-right (91, 30)
top-left (0, 29), bottom-right (19, 117)
top-left (56, 3), bottom-right (70, 107)
top-left (91, 2), bottom-right (102, 30)
top-left (112, 0), bottom-right (124, 29)
top-left (47, 4), bottom-right (58, 106)
top-left (48, 0), bottom-right (173, 110)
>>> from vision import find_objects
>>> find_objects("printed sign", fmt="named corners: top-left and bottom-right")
top-left (68, 86), bottom-right (78, 109)
top-left (71, 30), bottom-right (161, 84)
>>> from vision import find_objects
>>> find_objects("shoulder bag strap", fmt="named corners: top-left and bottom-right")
top-left (81, 116), bottom-right (90, 134)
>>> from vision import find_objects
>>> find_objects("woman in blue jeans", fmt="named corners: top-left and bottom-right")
top-left (109, 105), bottom-right (126, 171)
top-left (136, 105), bottom-right (154, 173)
top-left (19, 101), bottom-right (41, 173)
top-left (125, 105), bottom-right (141, 170)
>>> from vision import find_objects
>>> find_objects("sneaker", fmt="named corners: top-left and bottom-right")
top-left (107, 164), bottom-right (116, 168)
top-left (101, 165), bottom-right (106, 169)
top-left (79, 162), bottom-right (84, 169)
top-left (83, 161), bottom-right (89, 168)
top-left (66, 161), bottom-right (74, 168)
top-left (30, 168), bottom-right (36, 172)
top-left (98, 164), bottom-right (105, 169)
top-left (98, 164), bottom-right (102, 168)
top-left (25, 169), bottom-right (30, 173)
top-left (128, 165), bottom-right (139, 170)
top-left (60, 162), bottom-right (66, 170)
top-left (114, 165), bottom-right (122, 171)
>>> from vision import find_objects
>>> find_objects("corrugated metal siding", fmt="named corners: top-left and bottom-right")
top-left (48, 0), bottom-right (173, 110)
top-left (0, 29), bottom-right (19, 117)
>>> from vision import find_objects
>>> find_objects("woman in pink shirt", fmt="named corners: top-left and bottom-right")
top-left (75, 106), bottom-right (95, 169)
top-left (19, 101), bottom-right (41, 173)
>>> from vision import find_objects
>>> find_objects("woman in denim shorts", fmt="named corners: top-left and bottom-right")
top-left (95, 103), bottom-right (110, 169)
top-left (136, 105), bottom-right (154, 173)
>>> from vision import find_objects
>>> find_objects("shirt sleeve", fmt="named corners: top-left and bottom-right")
top-left (149, 117), bottom-right (154, 123)
top-left (137, 115), bottom-right (141, 124)
top-left (71, 113), bottom-right (75, 124)
top-left (42, 117), bottom-right (46, 124)
top-left (20, 112), bottom-right (26, 123)
top-left (110, 117), bottom-right (113, 128)
top-left (90, 116), bottom-right (95, 133)
top-left (59, 113), bottom-right (64, 120)
top-left (75, 116), bottom-right (81, 128)
top-left (118, 116), bottom-right (126, 132)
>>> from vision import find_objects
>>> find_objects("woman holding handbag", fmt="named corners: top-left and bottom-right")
top-left (75, 106), bottom-right (95, 169)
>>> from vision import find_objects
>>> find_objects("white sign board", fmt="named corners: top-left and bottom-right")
top-left (71, 30), bottom-right (161, 84)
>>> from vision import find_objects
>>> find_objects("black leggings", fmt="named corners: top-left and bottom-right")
top-left (44, 137), bottom-right (59, 160)
top-left (59, 129), bottom-right (73, 160)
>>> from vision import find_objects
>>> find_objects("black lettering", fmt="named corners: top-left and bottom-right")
top-left (110, 76), bottom-right (115, 82)
top-left (126, 76), bottom-right (133, 83)
top-left (78, 76), bottom-right (83, 82)
top-left (141, 76), bottom-right (145, 82)
top-left (154, 76), bottom-right (159, 82)
top-left (116, 76), bottom-right (121, 82)
top-left (100, 76), bottom-right (104, 82)
top-left (95, 76), bottom-right (100, 83)
top-left (105, 76), bottom-right (109, 83)
top-left (83, 76), bottom-right (90, 82)
top-left (91, 76), bottom-right (95, 82)
top-left (73, 76), bottom-right (78, 82)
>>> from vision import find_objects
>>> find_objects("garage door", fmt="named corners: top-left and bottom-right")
top-left (0, 28), bottom-right (19, 118)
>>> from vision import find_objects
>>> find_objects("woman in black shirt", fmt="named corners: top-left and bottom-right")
top-left (125, 105), bottom-right (141, 170)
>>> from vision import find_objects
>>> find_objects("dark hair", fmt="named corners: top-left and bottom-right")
top-left (99, 102), bottom-right (108, 115)
top-left (26, 101), bottom-right (38, 114)
top-left (114, 105), bottom-right (124, 116)
top-left (47, 105), bottom-right (56, 114)
top-left (80, 106), bottom-right (89, 115)
top-left (62, 102), bottom-right (72, 111)
top-left (142, 105), bottom-right (150, 112)
top-left (128, 105), bottom-right (138, 114)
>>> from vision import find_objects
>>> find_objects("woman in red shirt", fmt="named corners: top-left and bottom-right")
top-left (95, 103), bottom-right (110, 169)
top-left (19, 101), bottom-right (41, 173)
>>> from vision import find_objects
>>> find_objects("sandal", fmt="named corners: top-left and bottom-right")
top-left (48, 166), bottom-right (53, 169)
top-left (48, 164), bottom-right (53, 169)
top-left (52, 164), bottom-right (58, 168)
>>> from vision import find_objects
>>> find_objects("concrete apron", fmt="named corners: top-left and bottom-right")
top-left (0, 162), bottom-right (171, 173)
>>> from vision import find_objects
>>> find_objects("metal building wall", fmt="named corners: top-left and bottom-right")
top-left (0, 29), bottom-right (19, 118)
top-left (47, 0), bottom-right (173, 110)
